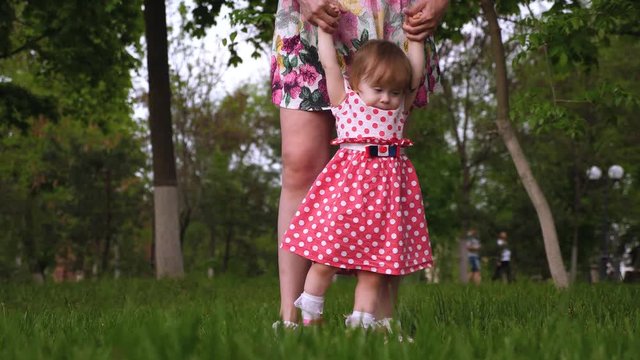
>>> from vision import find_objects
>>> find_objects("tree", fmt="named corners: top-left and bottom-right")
top-left (144, 0), bottom-right (184, 278)
top-left (480, 0), bottom-right (569, 287)
top-left (1, 1), bottom-right (148, 281)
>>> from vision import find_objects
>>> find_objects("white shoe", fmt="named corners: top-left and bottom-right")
top-left (272, 320), bottom-right (299, 331)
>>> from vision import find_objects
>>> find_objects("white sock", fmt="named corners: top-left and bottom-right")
top-left (294, 292), bottom-right (324, 321)
top-left (346, 311), bottom-right (376, 329)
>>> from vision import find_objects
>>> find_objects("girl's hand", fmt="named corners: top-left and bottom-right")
top-left (299, 0), bottom-right (343, 34)
top-left (403, 0), bottom-right (449, 41)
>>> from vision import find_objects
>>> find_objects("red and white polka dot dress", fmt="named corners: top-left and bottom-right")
top-left (281, 83), bottom-right (433, 275)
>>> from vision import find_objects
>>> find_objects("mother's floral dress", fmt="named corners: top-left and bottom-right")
top-left (271, 0), bottom-right (441, 111)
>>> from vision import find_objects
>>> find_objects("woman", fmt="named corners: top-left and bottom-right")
top-left (271, 0), bottom-right (449, 327)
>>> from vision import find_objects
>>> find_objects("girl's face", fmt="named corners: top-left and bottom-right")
top-left (357, 79), bottom-right (404, 110)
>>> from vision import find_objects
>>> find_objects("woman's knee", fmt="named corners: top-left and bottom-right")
top-left (281, 148), bottom-right (327, 190)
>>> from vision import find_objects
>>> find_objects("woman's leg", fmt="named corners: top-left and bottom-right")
top-left (278, 108), bottom-right (334, 322)
top-left (376, 276), bottom-right (401, 320)
top-left (347, 271), bottom-right (385, 328)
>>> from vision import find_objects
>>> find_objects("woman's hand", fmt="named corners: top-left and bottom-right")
top-left (299, 0), bottom-right (342, 34)
top-left (403, 0), bottom-right (449, 41)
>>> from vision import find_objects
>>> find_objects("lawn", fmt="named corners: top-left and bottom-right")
top-left (0, 276), bottom-right (638, 359)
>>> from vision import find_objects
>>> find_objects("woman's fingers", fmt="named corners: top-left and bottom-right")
top-left (403, 15), bottom-right (438, 40)
top-left (300, 0), bottom-right (341, 33)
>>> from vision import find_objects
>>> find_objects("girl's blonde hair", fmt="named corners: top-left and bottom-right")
top-left (349, 40), bottom-right (412, 93)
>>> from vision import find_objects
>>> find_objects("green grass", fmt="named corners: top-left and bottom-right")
top-left (0, 276), bottom-right (638, 359)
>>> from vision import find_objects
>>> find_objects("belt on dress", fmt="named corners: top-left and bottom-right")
top-left (339, 143), bottom-right (402, 158)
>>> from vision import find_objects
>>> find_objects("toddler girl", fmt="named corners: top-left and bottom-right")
top-left (281, 16), bottom-right (433, 329)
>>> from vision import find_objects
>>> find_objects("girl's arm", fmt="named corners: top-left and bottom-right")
top-left (317, 28), bottom-right (346, 106)
top-left (404, 39), bottom-right (425, 110)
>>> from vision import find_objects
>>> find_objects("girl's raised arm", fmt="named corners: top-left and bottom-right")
top-left (404, 38), bottom-right (426, 110)
top-left (317, 28), bottom-right (346, 106)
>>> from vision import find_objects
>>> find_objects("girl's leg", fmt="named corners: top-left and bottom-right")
top-left (295, 263), bottom-right (340, 325)
top-left (347, 271), bottom-right (385, 328)
top-left (278, 108), bottom-right (334, 323)
top-left (304, 263), bottom-right (340, 296)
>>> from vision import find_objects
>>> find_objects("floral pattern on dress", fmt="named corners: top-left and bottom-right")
top-left (271, 0), bottom-right (441, 111)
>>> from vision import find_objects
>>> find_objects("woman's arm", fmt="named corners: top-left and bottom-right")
top-left (404, 39), bottom-right (425, 110)
top-left (317, 28), bottom-right (346, 106)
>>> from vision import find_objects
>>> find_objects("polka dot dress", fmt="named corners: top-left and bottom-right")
top-left (282, 82), bottom-right (433, 275)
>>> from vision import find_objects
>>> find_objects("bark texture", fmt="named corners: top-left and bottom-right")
top-left (144, 0), bottom-right (184, 278)
top-left (480, 0), bottom-right (568, 288)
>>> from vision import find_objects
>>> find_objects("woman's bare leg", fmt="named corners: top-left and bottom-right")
top-left (376, 276), bottom-right (401, 319)
top-left (278, 108), bottom-right (334, 322)
top-left (353, 271), bottom-right (385, 314)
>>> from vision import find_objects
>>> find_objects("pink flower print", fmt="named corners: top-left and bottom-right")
top-left (318, 78), bottom-right (330, 104)
top-left (282, 35), bottom-right (303, 56)
top-left (428, 74), bottom-right (437, 92)
top-left (298, 63), bottom-right (319, 84)
top-left (272, 72), bottom-right (283, 105)
top-left (384, 23), bottom-right (399, 39)
top-left (270, 55), bottom-right (278, 79)
top-left (284, 70), bottom-right (303, 99)
top-left (336, 11), bottom-right (359, 47)
top-left (414, 85), bottom-right (427, 107)
top-left (389, 0), bottom-right (404, 12)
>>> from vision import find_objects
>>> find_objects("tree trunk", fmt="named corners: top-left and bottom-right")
top-left (208, 224), bottom-right (217, 277)
top-left (144, 0), bottom-right (184, 278)
top-left (480, 0), bottom-right (568, 288)
top-left (23, 193), bottom-right (44, 283)
top-left (223, 226), bottom-right (232, 272)
top-left (570, 165), bottom-right (582, 283)
top-left (101, 168), bottom-right (112, 273)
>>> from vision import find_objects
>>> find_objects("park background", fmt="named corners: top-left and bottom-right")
top-left (1, 0), bottom-right (638, 285)
top-left (1, 1), bottom-right (639, 358)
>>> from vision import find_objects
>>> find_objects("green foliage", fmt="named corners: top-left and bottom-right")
top-left (0, 278), bottom-right (638, 358)
top-left (184, 0), bottom-right (277, 66)
top-left (168, 38), bottom-right (280, 276)
top-left (0, 1), bottom-right (149, 279)
top-left (0, 82), bottom-right (58, 132)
